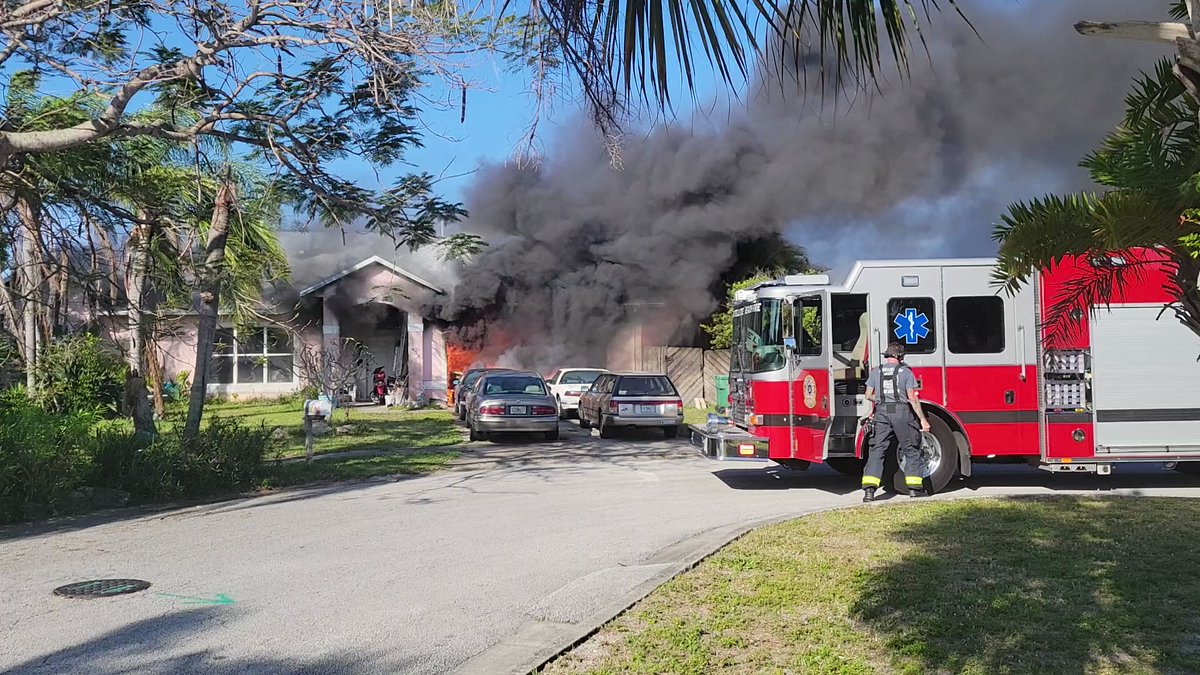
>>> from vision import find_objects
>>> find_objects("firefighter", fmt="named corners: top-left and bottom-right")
top-left (861, 342), bottom-right (931, 502)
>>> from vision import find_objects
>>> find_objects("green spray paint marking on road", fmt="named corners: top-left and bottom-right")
top-left (156, 593), bottom-right (235, 606)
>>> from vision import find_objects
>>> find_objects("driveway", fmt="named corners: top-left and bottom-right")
top-left (3, 420), bottom-right (1200, 674)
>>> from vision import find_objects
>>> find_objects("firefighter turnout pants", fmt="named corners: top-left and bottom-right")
top-left (862, 405), bottom-right (925, 491)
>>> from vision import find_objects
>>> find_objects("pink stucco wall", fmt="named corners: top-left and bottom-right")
top-left (83, 261), bottom-right (450, 402)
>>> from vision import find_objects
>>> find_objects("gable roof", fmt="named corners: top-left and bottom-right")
top-left (297, 255), bottom-right (445, 297)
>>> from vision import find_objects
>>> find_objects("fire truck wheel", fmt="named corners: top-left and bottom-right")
top-left (825, 457), bottom-right (866, 477)
top-left (892, 414), bottom-right (958, 494)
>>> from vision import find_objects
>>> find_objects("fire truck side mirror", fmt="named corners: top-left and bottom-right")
top-left (783, 336), bottom-right (797, 351)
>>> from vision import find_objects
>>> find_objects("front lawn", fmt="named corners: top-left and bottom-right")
top-left (202, 400), bottom-right (464, 459)
top-left (262, 449), bottom-right (461, 487)
top-left (542, 496), bottom-right (1200, 675)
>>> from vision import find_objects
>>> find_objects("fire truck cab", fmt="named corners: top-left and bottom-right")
top-left (691, 250), bottom-right (1200, 494)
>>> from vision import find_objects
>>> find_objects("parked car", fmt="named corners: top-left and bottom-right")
top-left (454, 367), bottom-right (513, 421)
top-left (467, 370), bottom-right (560, 442)
top-left (577, 372), bottom-right (684, 439)
top-left (545, 367), bottom-right (608, 419)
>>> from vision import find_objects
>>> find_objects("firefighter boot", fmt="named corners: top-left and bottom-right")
top-left (862, 486), bottom-right (877, 503)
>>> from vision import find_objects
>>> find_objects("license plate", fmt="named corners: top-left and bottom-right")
top-left (638, 405), bottom-right (658, 415)
top-left (508, 406), bottom-right (527, 415)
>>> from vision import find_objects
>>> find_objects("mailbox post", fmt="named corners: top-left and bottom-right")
top-left (302, 396), bottom-right (333, 463)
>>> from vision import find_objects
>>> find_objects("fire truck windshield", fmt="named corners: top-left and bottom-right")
top-left (733, 299), bottom-right (789, 373)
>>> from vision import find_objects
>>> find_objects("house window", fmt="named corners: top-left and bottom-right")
top-left (209, 326), bottom-right (294, 385)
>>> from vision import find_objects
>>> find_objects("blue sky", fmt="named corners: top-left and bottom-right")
top-left (383, 25), bottom-right (731, 205)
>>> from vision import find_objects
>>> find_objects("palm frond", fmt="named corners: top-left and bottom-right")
top-left (991, 193), bottom-right (1098, 296)
top-left (1041, 257), bottom-right (1160, 349)
top-left (536, 0), bottom-right (970, 110)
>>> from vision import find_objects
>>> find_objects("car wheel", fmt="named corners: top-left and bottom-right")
top-left (578, 410), bottom-right (591, 430)
top-left (458, 405), bottom-right (466, 422)
top-left (557, 397), bottom-right (567, 420)
top-left (598, 416), bottom-right (615, 439)
top-left (544, 427), bottom-right (560, 441)
top-left (469, 423), bottom-right (486, 442)
top-left (663, 425), bottom-right (679, 439)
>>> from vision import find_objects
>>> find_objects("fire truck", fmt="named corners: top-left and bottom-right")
top-left (690, 248), bottom-right (1200, 494)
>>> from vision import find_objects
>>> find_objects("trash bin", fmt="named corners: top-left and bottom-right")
top-left (714, 375), bottom-right (730, 408)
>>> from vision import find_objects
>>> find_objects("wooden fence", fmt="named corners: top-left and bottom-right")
top-left (639, 346), bottom-right (729, 404)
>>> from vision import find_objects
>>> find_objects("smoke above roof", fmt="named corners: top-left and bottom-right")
top-left (432, 0), bottom-right (1169, 370)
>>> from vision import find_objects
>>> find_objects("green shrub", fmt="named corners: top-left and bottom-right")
top-left (34, 334), bottom-right (127, 416)
top-left (0, 389), bottom-right (97, 523)
top-left (0, 388), bottom-right (273, 524)
top-left (88, 418), bottom-right (273, 503)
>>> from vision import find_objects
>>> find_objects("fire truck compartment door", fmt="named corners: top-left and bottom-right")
top-left (1091, 305), bottom-right (1200, 454)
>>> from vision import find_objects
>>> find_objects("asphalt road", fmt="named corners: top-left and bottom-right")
top-left (4, 419), bottom-right (1200, 675)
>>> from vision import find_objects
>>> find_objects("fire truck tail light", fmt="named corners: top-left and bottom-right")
top-left (749, 414), bottom-right (763, 426)
top-left (738, 443), bottom-right (755, 456)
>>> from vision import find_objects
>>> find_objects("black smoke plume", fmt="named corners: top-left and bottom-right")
top-left (432, 0), bottom-right (1170, 370)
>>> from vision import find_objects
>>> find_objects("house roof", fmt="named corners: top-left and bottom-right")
top-left (297, 255), bottom-right (446, 297)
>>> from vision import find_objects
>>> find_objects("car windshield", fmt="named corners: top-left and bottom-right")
top-left (483, 375), bottom-right (546, 395)
top-left (461, 371), bottom-right (483, 387)
top-left (616, 376), bottom-right (675, 396)
top-left (560, 370), bottom-right (604, 385)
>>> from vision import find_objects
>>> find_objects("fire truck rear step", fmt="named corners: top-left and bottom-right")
top-left (689, 424), bottom-right (769, 461)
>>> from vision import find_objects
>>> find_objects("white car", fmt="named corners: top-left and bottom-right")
top-left (546, 367), bottom-right (608, 419)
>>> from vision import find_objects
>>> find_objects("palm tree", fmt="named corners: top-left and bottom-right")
top-left (0, 73), bottom-right (289, 434)
top-left (992, 57), bottom-right (1200, 345)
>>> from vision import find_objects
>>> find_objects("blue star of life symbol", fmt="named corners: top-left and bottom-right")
top-left (893, 308), bottom-right (930, 345)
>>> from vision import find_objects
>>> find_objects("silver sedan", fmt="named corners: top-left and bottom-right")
top-left (467, 370), bottom-right (560, 442)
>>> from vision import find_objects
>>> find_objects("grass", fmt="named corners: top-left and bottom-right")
top-left (261, 449), bottom-right (461, 488)
top-left (682, 405), bottom-right (719, 427)
top-left (541, 496), bottom-right (1200, 675)
top-left (173, 399), bottom-right (464, 459)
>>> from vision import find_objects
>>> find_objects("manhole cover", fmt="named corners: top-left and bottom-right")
top-left (53, 579), bottom-right (151, 598)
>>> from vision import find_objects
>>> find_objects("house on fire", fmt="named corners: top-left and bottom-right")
top-left (96, 231), bottom-right (453, 403)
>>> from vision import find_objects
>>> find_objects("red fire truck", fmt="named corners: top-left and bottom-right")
top-left (690, 248), bottom-right (1200, 493)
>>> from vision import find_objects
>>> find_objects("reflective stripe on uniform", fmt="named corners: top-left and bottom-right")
top-left (905, 475), bottom-right (923, 487)
top-left (861, 476), bottom-right (881, 487)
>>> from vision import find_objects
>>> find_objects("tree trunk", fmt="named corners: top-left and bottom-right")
top-left (124, 220), bottom-right (156, 436)
top-left (183, 178), bottom-right (235, 440)
top-left (17, 196), bottom-right (41, 391)
top-left (146, 338), bottom-right (165, 419)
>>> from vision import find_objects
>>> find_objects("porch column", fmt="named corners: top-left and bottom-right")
top-left (406, 315), bottom-right (424, 399)
top-left (322, 297), bottom-right (340, 351)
